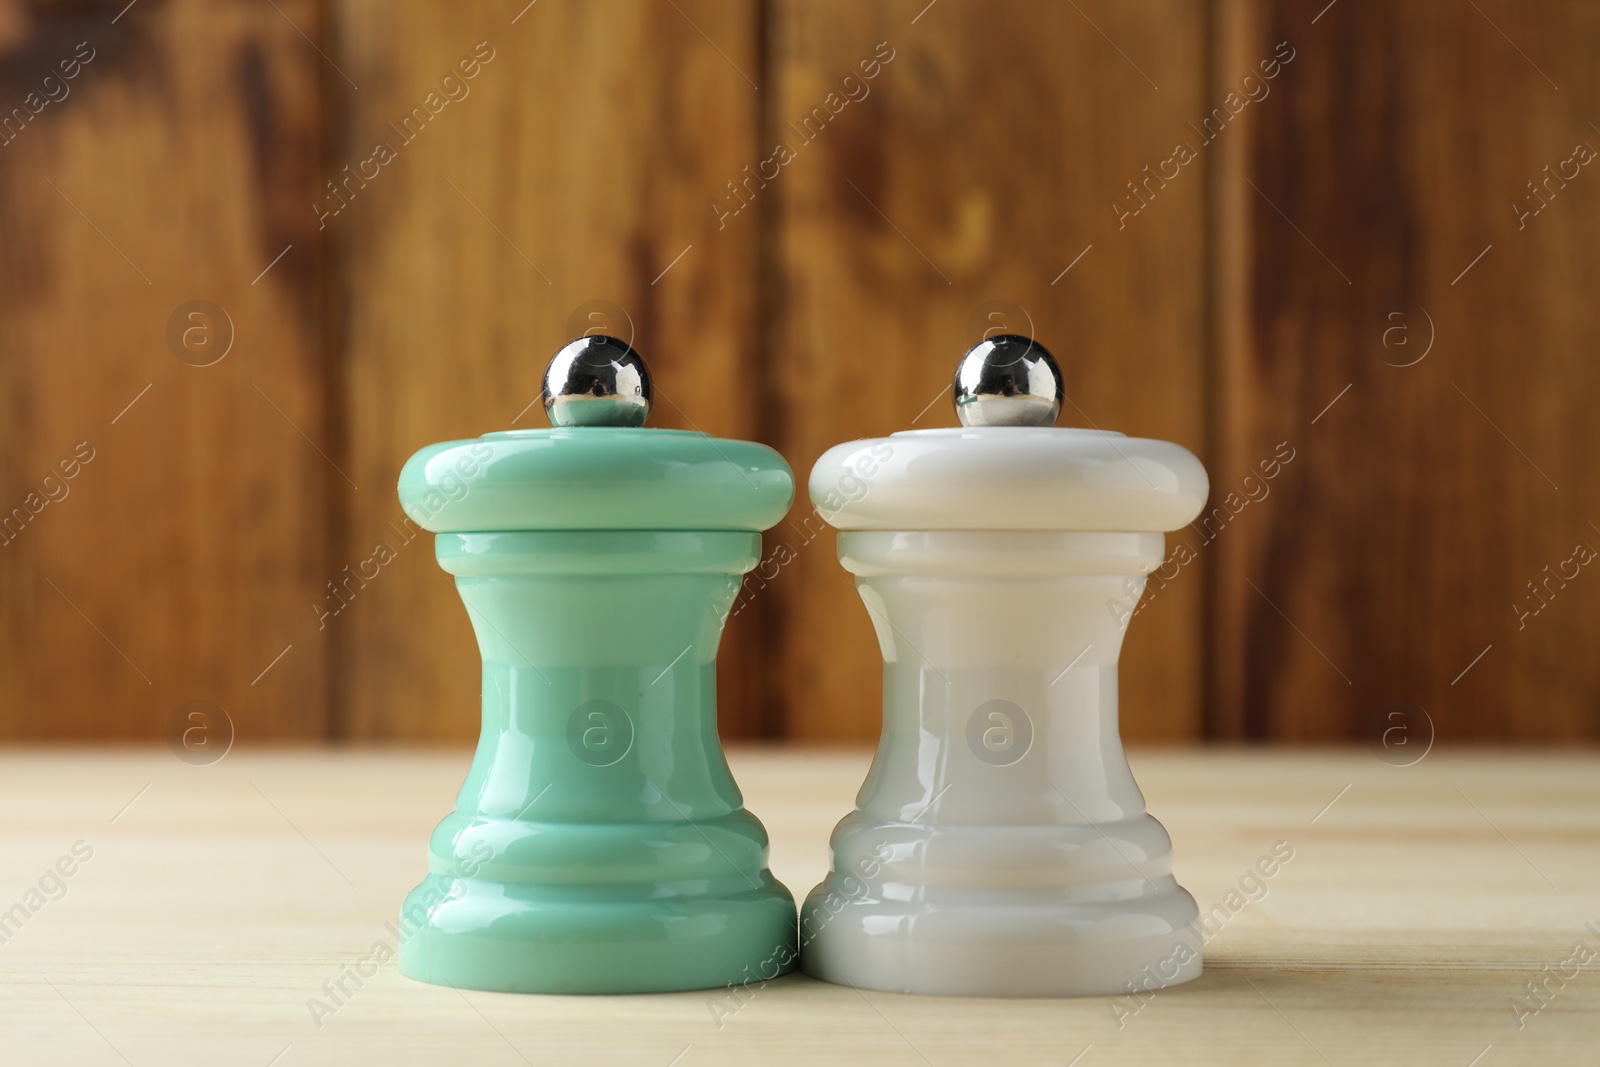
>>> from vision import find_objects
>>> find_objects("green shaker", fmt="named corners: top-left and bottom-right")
top-left (394, 336), bottom-right (797, 993)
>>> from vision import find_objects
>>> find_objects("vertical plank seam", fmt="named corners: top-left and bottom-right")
top-left (318, 0), bottom-right (350, 741)
top-left (753, 0), bottom-right (785, 740)
top-left (1200, 0), bottom-right (1225, 742)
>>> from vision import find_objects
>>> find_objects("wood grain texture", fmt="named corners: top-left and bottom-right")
top-left (330, 0), bottom-right (771, 740)
top-left (1211, 0), bottom-right (1600, 742)
top-left (0, 0), bottom-right (329, 740)
top-left (765, 0), bottom-right (1209, 741)
top-left (4, 1), bottom-right (1598, 746)
top-left (0, 748), bottom-right (1595, 1064)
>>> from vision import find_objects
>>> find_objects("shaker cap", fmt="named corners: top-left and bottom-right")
top-left (398, 337), bottom-right (793, 533)
top-left (809, 337), bottom-right (1207, 533)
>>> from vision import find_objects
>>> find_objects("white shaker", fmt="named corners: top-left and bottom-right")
top-left (801, 335), bottom-right (1210, 996)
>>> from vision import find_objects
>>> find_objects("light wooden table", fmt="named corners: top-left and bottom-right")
top-left (0, 748), bottom-right (1595, 1066)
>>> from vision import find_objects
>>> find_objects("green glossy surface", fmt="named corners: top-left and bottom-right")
top-left (397, 428), bottom-right (794, 533)
top-left (394, 469), bottom-right (798, 992)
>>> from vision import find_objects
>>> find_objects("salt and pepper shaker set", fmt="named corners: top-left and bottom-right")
top-left (395, 332), bottom-right (1210, 998)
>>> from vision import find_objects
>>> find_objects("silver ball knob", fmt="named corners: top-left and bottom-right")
top-left (542, 335), bottom-right (653, 428)
top-left (952, 335), bottom-right (1063, 427)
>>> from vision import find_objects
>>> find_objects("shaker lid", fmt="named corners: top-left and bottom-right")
top-left (809, 336), bottom-right (1207, 533)
top-left (398, 337), bottom-right (793, 533)
top-left (811, 426), bottom-right (1206, 532)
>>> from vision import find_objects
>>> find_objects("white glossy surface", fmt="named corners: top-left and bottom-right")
top-left (809, 427), bottom-right (1208, 532)
top-left (802, 475), bottom-right (1208, 996)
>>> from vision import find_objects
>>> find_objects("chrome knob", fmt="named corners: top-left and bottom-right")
top-left (952, 335), bottom-right (1062, 428)
top-left (543, 335), bottom-right (652, 428)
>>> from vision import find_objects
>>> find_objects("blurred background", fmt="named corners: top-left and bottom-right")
top-left (0, 0), bottom-right (1595, 747)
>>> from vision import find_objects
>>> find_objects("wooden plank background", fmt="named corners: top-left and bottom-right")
top-left (1211, 0), bottom-right (1600, 742)
top-left (329, 0), bottom-right (768, 740)
top-left (765, 0), bottom-right (1207, 742)
top-left (0, 0), bottom-right (329, 742)
top-left (0, 0), bottom-right (1595, 745)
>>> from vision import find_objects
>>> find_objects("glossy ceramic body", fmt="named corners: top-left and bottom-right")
top-left (395, 431), bottom-right (797, 994)
top-left (801, 429), bottom-right (1208, 997)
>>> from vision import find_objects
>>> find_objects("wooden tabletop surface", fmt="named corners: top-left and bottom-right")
top-left (0, 748), bottom-right (1595, 1066)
